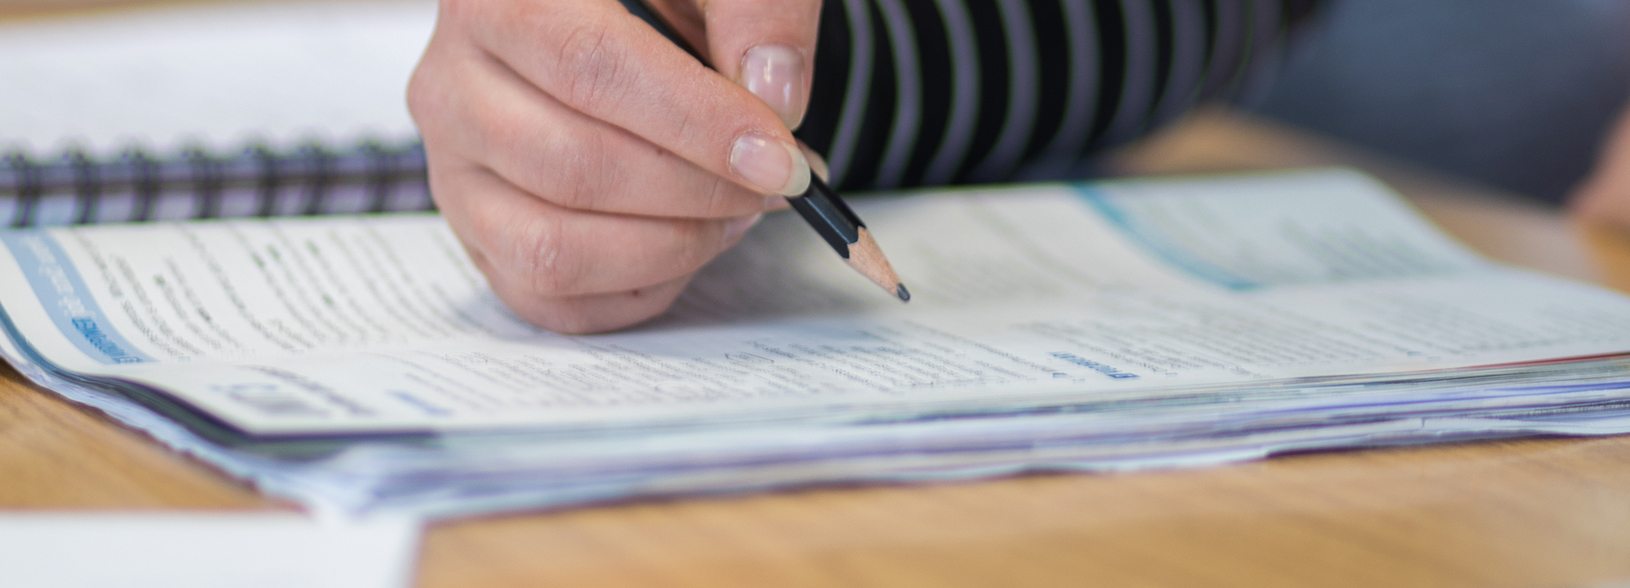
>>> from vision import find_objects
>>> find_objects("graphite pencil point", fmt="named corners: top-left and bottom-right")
top-left (844, 228), bottom-right (906, 299)
top-left (896, 283), bottom-right (911, 302)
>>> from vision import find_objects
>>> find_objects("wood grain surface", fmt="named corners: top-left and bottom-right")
top-left (6, 3), bottom-right (1630, 583)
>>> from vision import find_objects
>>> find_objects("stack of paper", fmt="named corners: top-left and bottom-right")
top-left (6, 169), bottom-right (1630, 518)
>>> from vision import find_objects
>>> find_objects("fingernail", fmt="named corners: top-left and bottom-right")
top-left (798, 142), bottom-right (830, 183)
top-left (730, 132), bottom-right (810, 196)
top-left (724, 212), bottom-right (763, 243)
top-left (740, 44), bottom-right (807, 129)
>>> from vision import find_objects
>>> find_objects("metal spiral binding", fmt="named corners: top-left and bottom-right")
top-left (69, 149), bottom-right (99, 225)
top-left (0, 140), bottom-right (430, 228)
top-left (185, 145), bottom-right (222, 219)
top-left (297, 143), bottom-right (333, 217)
top-left (3, 151), bottom-right (40, 228)
top-left (124, 147), bottom-right (157, 223)
top-left (251, 143), bottom-right (281, 218)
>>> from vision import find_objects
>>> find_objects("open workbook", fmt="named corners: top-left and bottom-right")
top-left (5, 169), bottom-right (1630, 440)
top-left (22, 2), bottom-right (1630, 517)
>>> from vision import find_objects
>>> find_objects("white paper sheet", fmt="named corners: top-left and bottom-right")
top-left (0, 513), bottom-right (419, 588)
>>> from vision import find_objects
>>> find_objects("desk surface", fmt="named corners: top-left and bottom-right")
top-left (5, 10), bottom-right (1630, 582)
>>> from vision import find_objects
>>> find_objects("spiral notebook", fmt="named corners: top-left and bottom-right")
top-left (0, 0), bottom-right (439, 228)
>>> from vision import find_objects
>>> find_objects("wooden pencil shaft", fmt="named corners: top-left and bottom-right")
top-left (845, 228), bottom-right (905, 299)
top-left (787, 177), bottom-right (862, 256)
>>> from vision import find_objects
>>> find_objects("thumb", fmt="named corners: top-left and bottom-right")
top-left (703, 0), bottom-right (822, 130)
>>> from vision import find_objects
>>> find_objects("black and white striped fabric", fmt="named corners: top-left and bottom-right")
top-left (796, 0), bottom-right (1323, 189)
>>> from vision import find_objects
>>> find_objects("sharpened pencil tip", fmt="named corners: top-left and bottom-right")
top-left (845, 228), bottom-right (907, 302)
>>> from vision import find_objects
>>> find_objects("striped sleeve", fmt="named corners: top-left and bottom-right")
top-left (794, 0), bottom-right (1325, 190)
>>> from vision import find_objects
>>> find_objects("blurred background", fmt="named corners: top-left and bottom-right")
top-left (1252, 0), bottom-right (1630, 205)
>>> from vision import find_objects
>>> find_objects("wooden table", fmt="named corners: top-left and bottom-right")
top-left (7, 3), bottom-right (1630, 583)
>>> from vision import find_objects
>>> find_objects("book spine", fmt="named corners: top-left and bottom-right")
top-left (0, 140), bottom-right (432, 228)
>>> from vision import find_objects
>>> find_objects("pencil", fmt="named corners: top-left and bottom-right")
top-left (616, 0), bottom-right (910, 302)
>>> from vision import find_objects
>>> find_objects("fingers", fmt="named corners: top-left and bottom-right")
top-left (761, 140), bottom-right (830, 211)
top-left (409, 0), bottom-right (819, 333)
top-left (412, 42), bottom-right (764, 218)
top-left (457, 0), bottom-right (810, 196)
top-left (430, 152), bottom-right (760, 301)
top-left (486, 262), bottom-right (697, 335)
top-left (799, 139), bottom-right (831, 183)
top-left (1572, 104), bottom-right (1630, 228)
top-left (1572, 169), bottom-right (1630, 227)
top-left (701, 0), bottom-right (823, 130)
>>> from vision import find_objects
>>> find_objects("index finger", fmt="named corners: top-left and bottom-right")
top-left (453, 0), bottom-right (811, 197)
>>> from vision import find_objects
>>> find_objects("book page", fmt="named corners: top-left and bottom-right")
top-left (4, 169), bottom-right (1630, 434)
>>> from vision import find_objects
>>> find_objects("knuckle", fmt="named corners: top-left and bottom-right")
top-left (553, 22), bottom-right (627, 114)
top-left (472, 206), bottom-right (584, 297)
top-left (513, 214), bottom-right (586, 296)
top-left (405, 65), bottom-right (443, 128)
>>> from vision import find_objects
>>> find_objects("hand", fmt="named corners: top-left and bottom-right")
top-left (408, 0), bottom-right (821, 334)
top-left (1572, 101), bottom-right (1630, 227)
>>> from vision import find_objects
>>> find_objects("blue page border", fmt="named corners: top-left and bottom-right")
top-left (0, 230), bottom-right (152, 364)
top-left (1072, 184), bottom-right (1261, 290)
